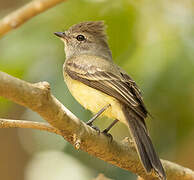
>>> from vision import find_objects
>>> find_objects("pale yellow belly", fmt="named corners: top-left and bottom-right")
top-left (64, 74), bottom-right (127, 125)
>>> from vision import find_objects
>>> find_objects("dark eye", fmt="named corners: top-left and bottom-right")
top-left (76, 35), bottom-right (85, 41)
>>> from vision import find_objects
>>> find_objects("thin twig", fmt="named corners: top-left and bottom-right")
top-left (0, 118), bottom-right (62, 135)
top-left (0, 0), bottom-right (65, 38)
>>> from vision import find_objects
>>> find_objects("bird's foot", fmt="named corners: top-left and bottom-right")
top-left (102, 129), bottom-right (113, 142)
top-left (86, 122), bottom-right (100, 134)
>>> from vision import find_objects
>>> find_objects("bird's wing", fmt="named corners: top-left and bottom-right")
top-left (117, 67), bottom-right (149, 116)
top-left (65, 61), bottom-right (148, 119)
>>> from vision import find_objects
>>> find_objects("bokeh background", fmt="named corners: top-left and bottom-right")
top-left (0, 0), bottom-right (194, 179)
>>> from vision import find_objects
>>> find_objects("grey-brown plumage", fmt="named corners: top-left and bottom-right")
top-left (68, 21), bottom-right (107, 41)
top-left (54, 21), bottom-right (166, 180)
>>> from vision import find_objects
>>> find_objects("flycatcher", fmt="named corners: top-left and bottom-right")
top-left (54, 21), bottom-right (166, 180)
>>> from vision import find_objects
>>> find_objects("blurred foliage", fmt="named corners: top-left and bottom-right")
top-left (0, 0), bottom-right (194, 180)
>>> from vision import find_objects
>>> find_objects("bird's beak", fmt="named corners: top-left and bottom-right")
top-left (54, 32), bottom-right (68, 42)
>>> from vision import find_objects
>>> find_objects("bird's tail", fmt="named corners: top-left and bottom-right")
top-left (122, 106), bottom-right (166, 180)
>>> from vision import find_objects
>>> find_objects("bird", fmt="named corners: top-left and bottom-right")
top-left (54, 21), bottom-right (166, 180)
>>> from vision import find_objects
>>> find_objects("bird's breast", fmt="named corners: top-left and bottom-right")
top-left (63, 72), bottom-right (127, 124)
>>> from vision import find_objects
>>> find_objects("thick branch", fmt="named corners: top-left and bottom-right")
top-left (0, 0), bottom-right (65, 38)
top-left (0, 71), bottom-right (194, 180)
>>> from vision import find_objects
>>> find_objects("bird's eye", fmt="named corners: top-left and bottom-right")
top-left (76, 35), bottom-right (85, 41)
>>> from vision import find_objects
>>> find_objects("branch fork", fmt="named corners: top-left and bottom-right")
top-left (0, 71), bottom-right (194, 180)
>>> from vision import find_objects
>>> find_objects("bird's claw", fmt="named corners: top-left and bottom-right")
top-left (91, 125), bottom-right (100, 134)
top-left (86, 122), bottom-right (100, 134)
top-left (102, 130), bottom-right (113, 142)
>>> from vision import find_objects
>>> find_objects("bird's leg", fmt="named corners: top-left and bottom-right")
top-left (102, 119), bottom-right (119, 140)
top-left (86, 104), bottom-right (111, 132)
top-left (102, 119), bottom-right (119, 134)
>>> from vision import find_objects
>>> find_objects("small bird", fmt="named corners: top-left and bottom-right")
top-left (54, 21), bottom-right (166, 180)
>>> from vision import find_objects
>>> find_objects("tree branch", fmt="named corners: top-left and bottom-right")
top-left (0, 118), bottom-right (62, 135)
top-left (0, 0), bottom-right (65, 38)
top-left (1, 1), bottom-right (193, 179)
top-left (0, 71), bottom-right (193, 180)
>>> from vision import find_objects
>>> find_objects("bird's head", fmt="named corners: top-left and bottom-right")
top-left (54, 21), bottom-right (112, 60)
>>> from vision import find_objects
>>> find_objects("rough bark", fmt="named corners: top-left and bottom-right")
top-left (0, 71), bottom-right (194, 180)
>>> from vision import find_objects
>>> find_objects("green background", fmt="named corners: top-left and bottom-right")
top-left (0, 0), bottom-right (194, 180)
